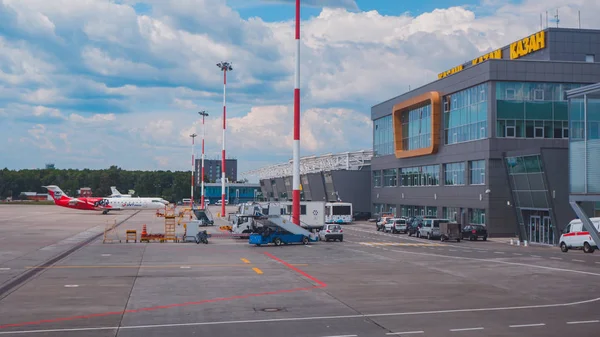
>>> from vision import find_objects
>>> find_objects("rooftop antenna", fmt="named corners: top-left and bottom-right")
top-left (550, 8), bottom-right (560, 28)
top-left (578, 10), bottom-right (581, 29)
top-left (540, 13), bottom-right (542, 30)
top-left (546, 11), bottom-right (548, 29)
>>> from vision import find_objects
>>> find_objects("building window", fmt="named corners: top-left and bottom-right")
top-left (443, 207), bottom-right (460, 222)
top-left (586, 54), bottom-right (595, 63)
top-left (444, 162), bottom-right (465, 186)
top-left (469, 160), bottom-right (485, 185)
top-left (496, 82), bottom-right (583, 139)
top-left (443, 83), bottom-right (488, 145)
top-left (373, 171), bottom-right (382, 188)
top-left (383, 169), bottom-right (397, 187)
top-left (470, 209), bottom-right (486, 225)
top-left (374, 115), bottom-right (393, 156)
top-left (401, 104), bottom-right (432, 151)
top-left (400, 165), bottom-right (440, 187)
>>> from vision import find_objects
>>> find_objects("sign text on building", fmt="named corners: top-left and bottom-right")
top-left (472, 49), bottom-right (502, 65)
top-left (510, 31), bottom-right (545, 60)
top-left (438, 65), bottom-right (464, 79)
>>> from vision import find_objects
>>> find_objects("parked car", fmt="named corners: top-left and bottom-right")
top-left (461, 224), bottom-right (488, 241)
top-left (384, 218), bottom-right (402, 233)
top-left (391, 218), bottom-right (408, 234)
top-left (419, 218), bottom-right (451, 240)
top-left (376, 217), bottom-right (392, 231)
top-left (319, 224), bottom-right (344, 242)
top-left (353, 211), bottom-right (371, 221)
top-left (407, 221), bottom-right (422, 236)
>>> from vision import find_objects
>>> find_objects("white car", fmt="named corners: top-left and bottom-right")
top-left (559, 217), bottom-right (600, 253)
top-left (318, 224), bottom-right (343, 242)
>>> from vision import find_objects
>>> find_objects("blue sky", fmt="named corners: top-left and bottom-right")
top-left (0, 0), bottom-right (597, 180)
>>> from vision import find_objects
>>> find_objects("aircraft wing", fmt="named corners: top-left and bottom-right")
top-left (68, 198), bottom-right (88, 206)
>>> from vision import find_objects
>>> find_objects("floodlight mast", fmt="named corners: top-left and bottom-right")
top-left (292, 0), bottom-right (301, 226)
top-left (198, 110), bottom-right (209, 209)
top-left (189, 133), bottom-right (197, 207)
top-left (217, 61), bottom-right (232, 217)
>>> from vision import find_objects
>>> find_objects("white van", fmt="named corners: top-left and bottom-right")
top-left (559, 217), bottom-right (600, 253)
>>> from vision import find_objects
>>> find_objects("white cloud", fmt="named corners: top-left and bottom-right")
top-left (3, 0), bottom-right (600, 172)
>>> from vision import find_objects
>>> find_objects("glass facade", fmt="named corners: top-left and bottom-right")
top-left (470, 208), bottom-right (486, 224)
top-left (373, 170), bottom-right (382, 188)
top-left (444, 162), bottom-right (465, 186)
top-left (400, 165), bottom-right (440, 187)
top-left (569, 96), bottom-right (600, 194)
top-left (443, 207), bottom-right (461, 222)
top-left (401, 104), bottom-right (432, 150)
top-left (400, 205), bottom-right (437, 217)
top-left (383, 169), bottom-right (397, 187)
top-left (374, 115), bottom-right (393, 156)
top-left (496, 82), bottom-right (583, 139)
top-left (444, 83), bottom-right (488, 144)
top-left (469, 160), bottom-right (485, 185)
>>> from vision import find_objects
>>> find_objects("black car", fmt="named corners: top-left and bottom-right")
top-left (353, 211), bottom-right (371, 221)
top-left (462, 224), bottom-right (488, 241)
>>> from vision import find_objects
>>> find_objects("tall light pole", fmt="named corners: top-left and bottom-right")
top-left (198, 110), bottom-right (209, 209)
top-left (189, 133), bottom-right (197, 208)
top-left (292, 0), bottom-right (301, 226)
top-left (217, 61), bottom-right (232, 217)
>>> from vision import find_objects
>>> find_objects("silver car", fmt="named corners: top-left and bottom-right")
top-left (418, 218), bottom-right (450, 240)
top-left (319, 224), bottom-right (344, 242)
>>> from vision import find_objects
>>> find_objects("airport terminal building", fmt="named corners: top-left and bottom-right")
top-left (371, 28), bottom-right (600, 242)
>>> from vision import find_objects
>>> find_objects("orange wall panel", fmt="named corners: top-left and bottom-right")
top-left (391, 91), bottom-right (441, 159)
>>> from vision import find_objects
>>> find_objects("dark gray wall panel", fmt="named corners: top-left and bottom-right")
top-left (331, 170), bottom-right (371, 213)
top-left (307, 173), bottom-right (326, 202)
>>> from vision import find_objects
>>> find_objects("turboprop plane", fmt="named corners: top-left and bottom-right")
top-left (43, 185), bottom-right (168, 214)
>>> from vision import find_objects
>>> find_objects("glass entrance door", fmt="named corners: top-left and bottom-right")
top-left (543, 216), bottom-right (553, 245)
top-left (529, 216), bottom-right (541, 243)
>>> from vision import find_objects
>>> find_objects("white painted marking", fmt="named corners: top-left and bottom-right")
top-left (4, 297), bottom-right (599, 335)
top-left (573, 259), bottom-right (585, 262)
top-left (596, 262), bottom-right (600, 264)
top-left (101, 254), bottom-right (111, 257)
top-left (513, 253), bottom-right (523, 256)
top-left (509, 323), bottom-right (545, 328)
top-left (449, 249), bottom-right (457, 252)
top-left (450, 327), bottom-right (484, 332)
top-left (386, 332), bottom-right (424, 335)
top-left (0, 268), bottom-right (10, 271)
top-left (494, 252), bottom-right (505, 254)
top-left (550, 257), bottom-right (562, 260)
top-left (530, 255), bottom-right (541, 258)
top-left (0, 327), bottom-right (118, 334)
top-left (180, 266), bottom-right (191, 269)
top-left (64, 285), bottom-right (79, 288)
top-left (566, 320), bottom-right (599, 324)
top-left (321, 335), bottom-right (357, 337)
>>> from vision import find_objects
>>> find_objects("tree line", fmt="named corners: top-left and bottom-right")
top-left (0, 166), bottom-right (212, 202)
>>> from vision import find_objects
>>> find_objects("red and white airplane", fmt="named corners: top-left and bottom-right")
top-left (43, 185), bottom-right (169, 214)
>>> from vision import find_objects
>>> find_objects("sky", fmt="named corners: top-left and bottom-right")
top-left (1, 0), bottom-right (600, 182)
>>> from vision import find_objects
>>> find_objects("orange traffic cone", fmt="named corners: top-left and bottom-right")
top-left (141, 224), bottom-right (147, 236)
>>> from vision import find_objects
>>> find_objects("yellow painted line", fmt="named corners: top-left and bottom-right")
top-left (252, 267), bottom-right (263, 275)
top-left (241, 258), bottom-right (251, 264)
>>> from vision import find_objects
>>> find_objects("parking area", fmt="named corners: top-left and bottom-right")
top-left (0, 206), bottom-right (599, 336)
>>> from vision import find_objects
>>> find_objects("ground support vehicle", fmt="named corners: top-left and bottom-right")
top-left (439, 222), bottom-right (461, 242)
top-left (559, 217), bottom-right (600, 253)
top-left (196, 230), bottom-right (209, 244)
top-left (249, 215), bottom-right (318, 246)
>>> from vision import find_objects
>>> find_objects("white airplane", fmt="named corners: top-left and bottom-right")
top-left (110, 186), bottom-right (132, 198)
top-left (44, 185), bottom-right (169, 215)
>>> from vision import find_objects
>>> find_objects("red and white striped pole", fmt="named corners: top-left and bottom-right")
top-left (217, 62), bottom-right (232, 217)
top-left (292, 0), bottom-right (301, 226)
top-left (198, 111), bottom-right (209, 210)
top-left (190, 133), bottom-right (197, 207)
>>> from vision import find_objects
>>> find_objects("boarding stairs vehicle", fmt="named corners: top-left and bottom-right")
top-left (249, 215), bottom-right (318, 246)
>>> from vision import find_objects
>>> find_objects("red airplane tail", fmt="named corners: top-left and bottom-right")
top-left (43, 185), bottom-right (71, 203)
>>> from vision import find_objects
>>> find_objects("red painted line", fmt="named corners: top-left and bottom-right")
top-left (263, 252), bottom-right (327, 288)
top-left (0, 253), bottom-right (326, 329)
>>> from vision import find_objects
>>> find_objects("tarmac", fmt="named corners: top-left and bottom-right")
top-left (0, 204), bottom-right (599, 336)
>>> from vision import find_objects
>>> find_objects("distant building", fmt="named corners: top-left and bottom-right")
top-left (78, 188), bottom-right (92, 197)
top-left (202, 183), bottom-right (261, 204)
top-left (243, 150), bottom-right (373, 213)
top-left (19, 192), bottom-right (51, 201)
top-left (195, 159), bottom-right (237, 184)
top-left (45, 163), bottom-right (55, 169)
